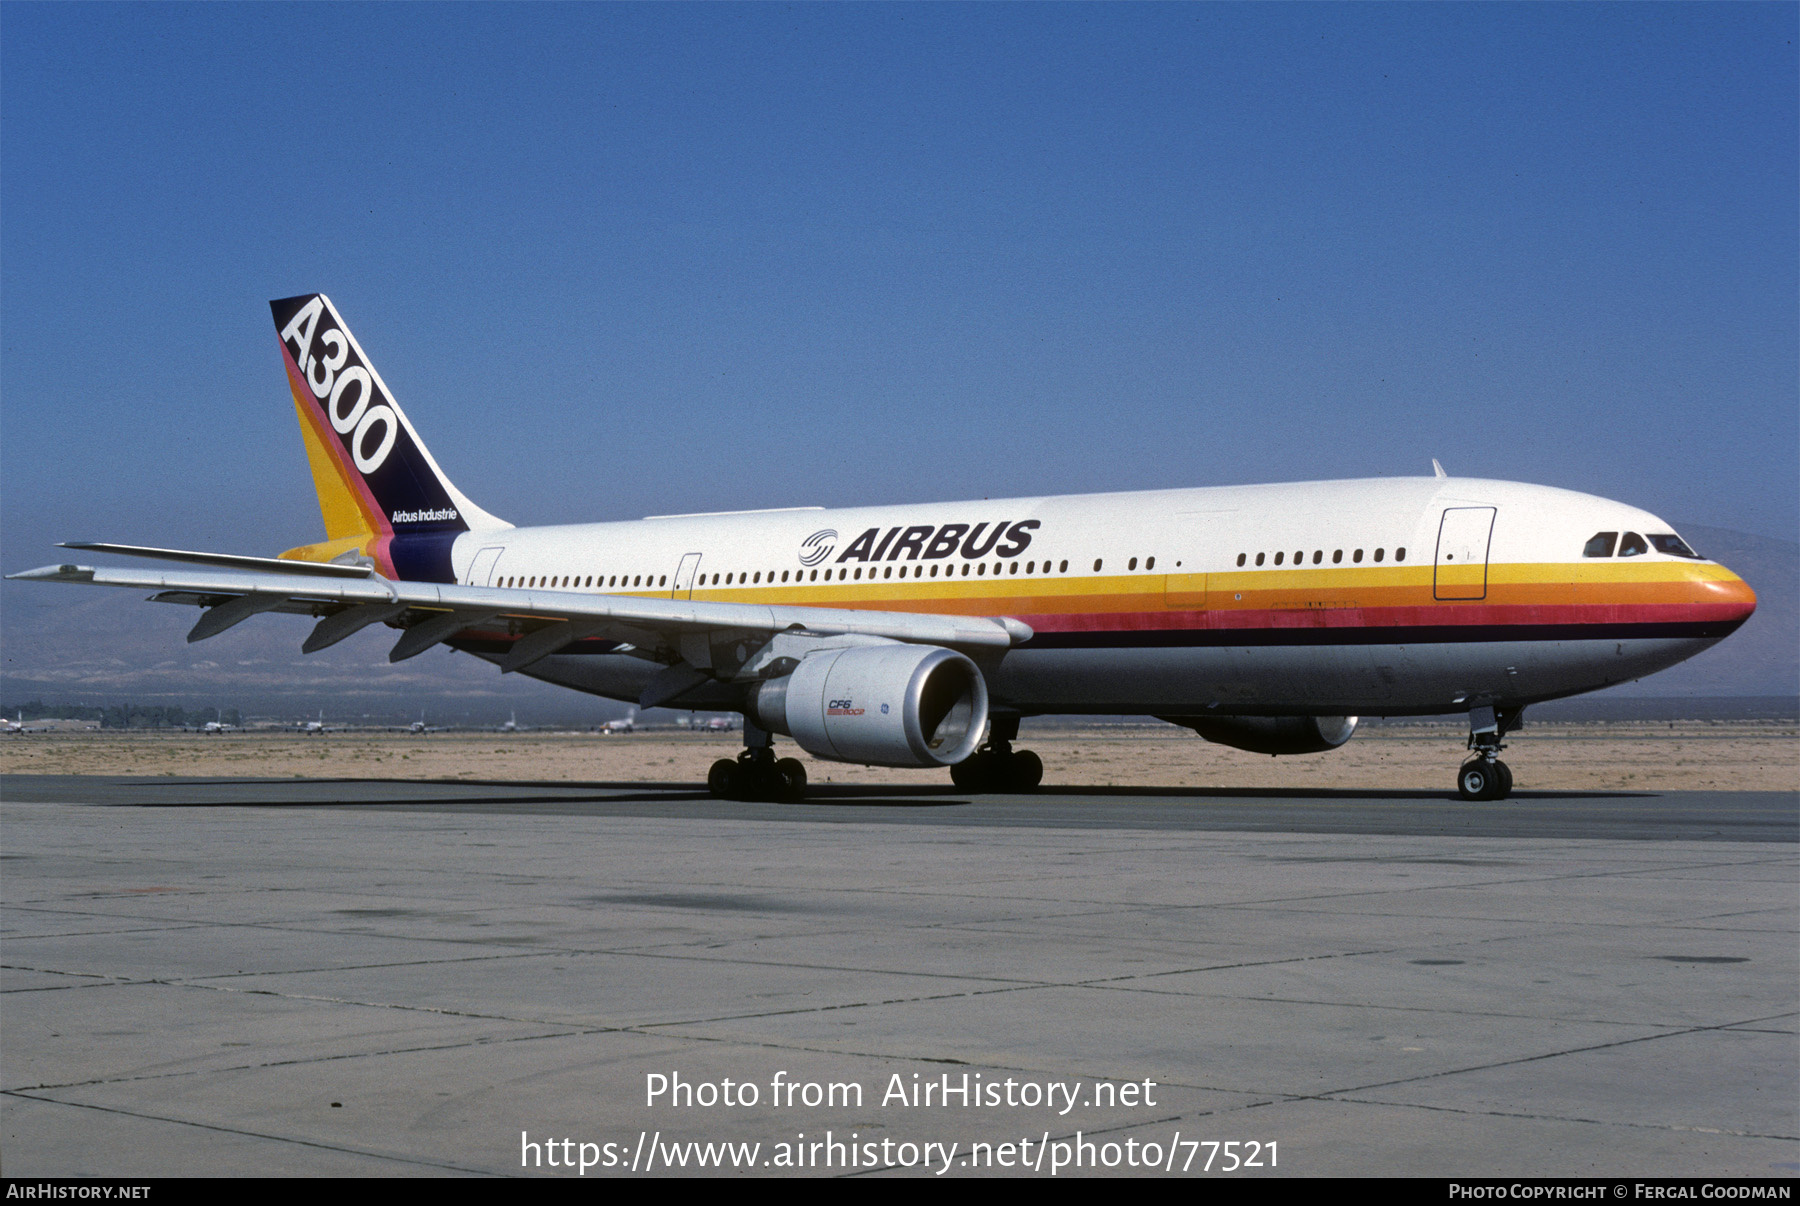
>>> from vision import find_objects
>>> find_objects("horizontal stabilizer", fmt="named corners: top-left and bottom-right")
top-left (61, 543), bottom-right (374, 578)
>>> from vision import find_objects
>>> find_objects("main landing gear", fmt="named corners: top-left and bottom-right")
top-left (949, 715), bottom-right (1044, 793)
top-left (708, 719), bottom-right (807, 803)
top-left (1456, 704), bottom-right (1521, 801)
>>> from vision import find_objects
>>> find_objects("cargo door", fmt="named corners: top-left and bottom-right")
top-left (1434, 507), bottom-right (1496, 600)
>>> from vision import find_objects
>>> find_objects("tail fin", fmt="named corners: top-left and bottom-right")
top-left (271, 294), bottom-right (508, 575)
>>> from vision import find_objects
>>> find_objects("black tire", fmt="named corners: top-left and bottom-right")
top-left (707, 758), bottom-right (738, 799)
top-left (1494, 760), bottom-right (1513, 798)
top-left (774, 757), bottom-right (808, 803)
top-left (1457, 759), bottom-right (1498, 801)
top-left (950, 754), bottom-right (987, 791)
top-left (1010, 749), bottom-right (1044, 791)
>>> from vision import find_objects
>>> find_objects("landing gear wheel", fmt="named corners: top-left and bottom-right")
top-left (1457, 759), bottom-right (1503, 801)
top-left (950, 753), bottom-right (987, 791)
top-left (950, 748), bottom-right (1043, 793)
top-left (774, 757), bottom-right (808, 803)
top-left (707, 758), bottom-right (739, 799)
top-left (1494, 760), bottom-right (1513, 798)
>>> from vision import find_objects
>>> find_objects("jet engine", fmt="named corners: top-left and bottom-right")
top-left (751, 644), bottom-right (988, 768)
top-left (1166, 714), bottom-right (1359, 756)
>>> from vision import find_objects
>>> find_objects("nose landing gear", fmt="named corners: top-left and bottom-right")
top-left (949, 715), bottom-right (1044, 793)
top-left (1457, 704), bottom-right (1521, 801)
top-left (708, 718), bottom-right (807, 803)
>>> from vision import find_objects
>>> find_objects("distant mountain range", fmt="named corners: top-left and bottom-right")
top-left (1, 523), bottom-right (1792, 719)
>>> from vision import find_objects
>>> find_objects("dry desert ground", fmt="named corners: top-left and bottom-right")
top-left (1, 720), bottom-right (1794, 792)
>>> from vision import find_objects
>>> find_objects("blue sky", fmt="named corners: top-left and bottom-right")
top-left (1, 3), bottom-right (1794, 712)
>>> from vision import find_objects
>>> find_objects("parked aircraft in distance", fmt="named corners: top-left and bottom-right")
top-left (299, 710), bottom-right (333, 735)
top-left (601, 709), bottom-right (637, 735)
top-left (11, 295), bottom-right (1756, 802)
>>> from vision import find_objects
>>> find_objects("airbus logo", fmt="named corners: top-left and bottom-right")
top-left (799, 530), bottom-right (838, 566)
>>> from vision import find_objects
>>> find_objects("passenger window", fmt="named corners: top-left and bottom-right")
top-left (1332, 550), bottom-right (1342, 564)
top-left (962, 564), bottom-right (971, 576)
top-left (1294, 551), bottom-right (1303, 564)
top-left (1026, 561), bottom-right (1035, 574)
top-left (1010, 562), bottom-right (1019, 574)
top-left (1618, 532), bottom-right (1649, 557)
top-left (929, 565), bottom-right (939, 577)
top-left (1649, 534), bottom-right (1700, 558)
top-left (781, 571), bottom-right (789, 583)
top-left (1274, 552), bottom-right (1284, 565)
top-left (1255, 552), bottom-right (1265, 566)
top-left (1373, 549), bottom-right (1383, 563)
top-left (854, 568), bottom-right (862, 579)
top-left (1236, 554), bottom-right (1246, 567)
top-left (1352, 550), bottom-right (1362, 563)
top-left (1396, 548), bottom-right (1406, 561)
top-left (1146, 556), bottom-right (1155, 570)
top-left (1128, 557), bottom-right (1138, 571)
top-left (1584, 532), bottom-right (1618, 558)
top-left (1094, 559), bottom-right (1103, 572)
top-left (1059, 560), bottom-right (1068, 572)
top-left (1312, 550), bottom-right (1323, 564)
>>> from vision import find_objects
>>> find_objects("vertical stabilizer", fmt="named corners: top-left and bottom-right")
top-left (272, 294), bottom-right (509, 575)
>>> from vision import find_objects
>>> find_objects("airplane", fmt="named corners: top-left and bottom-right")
top-left (200, 720), bottom-right (239, 734)
top-left (9, 294), bottom-right (1756, 803)
top-left (299, 710), bottom-right (331, 734)
top-left (601, 709), bottom-right (637, 735)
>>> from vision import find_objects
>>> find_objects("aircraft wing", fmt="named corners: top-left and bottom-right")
top-left (8, 555), bottom-right (1031, 702)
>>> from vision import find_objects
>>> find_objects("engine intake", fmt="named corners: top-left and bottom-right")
top-left (1165, 714), bottom-right (1358, 756)
top-left (752, 645), bottom-right (988, 768)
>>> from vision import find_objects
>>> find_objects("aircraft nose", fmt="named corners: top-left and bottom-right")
top-left (1694, 563), bottom-right (1757, 627)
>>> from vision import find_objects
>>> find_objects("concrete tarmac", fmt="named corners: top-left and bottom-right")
top-left (3, 774), bottom-right (1796, 1178)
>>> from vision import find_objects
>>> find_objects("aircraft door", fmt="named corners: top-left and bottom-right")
top-left (1434, 507), bottom-right (1496, 600)
top-left (672, 552), bottom-right (702, 599)
top-left (467, 546), bottom-right (505, 586)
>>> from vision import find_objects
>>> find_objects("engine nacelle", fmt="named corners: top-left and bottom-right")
top-left (752, 645), bottom-right (988, 768)
top-left (1169, 714), bottom-right (1358, 756)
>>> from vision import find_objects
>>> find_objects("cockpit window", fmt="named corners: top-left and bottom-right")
top-left (1583, 532), bottom-right (1617, 558)
top-left (1618, 532), bottom-right (1649, 557)
top-left (1649, 534), bottom-right (1701, 559)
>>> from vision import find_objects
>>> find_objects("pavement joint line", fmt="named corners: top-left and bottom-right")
top-left (7, 1025), bottom-right (597, 1094)
top-left (1319, 1095), bottom-right (1800, 1142)
top-left (1079, 983), bottom-right (1745, 1030)
top-left (1301, 1010), bottom-right (1800, 1100)
top-left (0, 1089), bottom-right (505, 1175)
